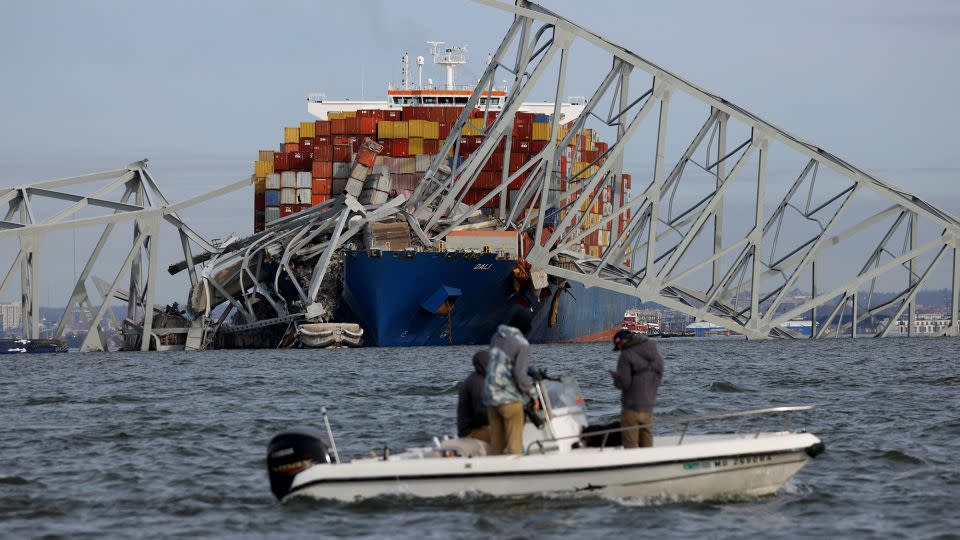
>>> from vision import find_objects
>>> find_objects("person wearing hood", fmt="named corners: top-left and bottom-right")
top-left (609, 329), bottom-right (663, 448)
top-left (483, 309), bottom-right (534, 455)
top-left (457, 350), bottom-right (491, 442)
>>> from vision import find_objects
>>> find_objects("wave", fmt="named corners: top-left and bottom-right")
top-left (396, 382), bottom-right (461, 396)
top-left (877, 449), bottom-right (925, 466)
top-left (0, 475), bottom-right (29, 485)
top-left (706, 381), bottom-right (754, 393)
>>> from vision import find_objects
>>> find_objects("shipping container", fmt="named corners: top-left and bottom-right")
top-left (296, 187), bottom-right (312, 204)
top-left (332, 162), bottom-right (351, 179)
top-left (280, 171), bottom-right (297, 188)
top-left (265, 206), bottom-right (280, 223)
top-left (264, 189), bottom-right (281, 206)
top-left (300, 121), bottom-right (316, 138)
top-left (281, 187), bottom-right (297, 205)
top-left (259, 150), bottom-right (275, 162)
top-left (312, 161), bottom-right (332, 178)
top-left (311, 194), bottom-right (331, 206)
top-left (254, 177), bottom-right (266, 194)
top-left (408, 137), bottom-right (424, 155)
top-left (315, 120), bottom-right (331, 136)
top-left (284, 127), bottom-right (300, 144)
top-left (265, 173), bottom-right (281, 190)
top-left (333, 144), bottom-right (352, 162)
top-left (254, 191), bottom-right (265, 210)
top-left (296, 171), bottom-right (312, 188)
top-left (314, 144), bottom-right (333, 162)
top-left (280, 204), bottom-right (298, 217)
top-left (312, 177), bottom-right (332, 195)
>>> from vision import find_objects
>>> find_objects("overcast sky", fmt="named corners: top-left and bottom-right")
top-left (1, 0), bottom-right (958, 305)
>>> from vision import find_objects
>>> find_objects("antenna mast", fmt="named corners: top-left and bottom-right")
top-left (427, 41), bottom-right (468, 90)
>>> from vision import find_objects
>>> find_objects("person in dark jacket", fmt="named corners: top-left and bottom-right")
top-left (609, 329), bottom-right (663, 448)
top-left (457, 350), bottom-right (490, 442)
top-left (484, 309), bottom-right (534, 454)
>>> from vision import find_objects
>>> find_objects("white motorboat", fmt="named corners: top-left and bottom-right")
top-left (266, 375), bottom-right (824, 502)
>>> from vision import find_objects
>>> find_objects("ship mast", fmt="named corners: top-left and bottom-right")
top-left (427, 41), bottom-right (467, 90)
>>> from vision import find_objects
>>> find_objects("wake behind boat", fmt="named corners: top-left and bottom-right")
top-left (266, 375), bottom-right (824, 503)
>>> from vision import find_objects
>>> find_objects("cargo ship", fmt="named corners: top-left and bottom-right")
top-left (244, 43), bottom-right (638, 347)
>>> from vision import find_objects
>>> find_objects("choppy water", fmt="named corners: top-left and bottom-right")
top-left (2, 338), bottom-right (959, 538)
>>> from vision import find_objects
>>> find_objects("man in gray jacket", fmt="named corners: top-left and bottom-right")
top-left (609, 329), bottom-right (663, 448)
top-left (484, 310), bottom-right (534, 454)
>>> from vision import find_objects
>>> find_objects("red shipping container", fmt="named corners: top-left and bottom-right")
top-left (297, 204), bottom-right (310, 212)
top-left (274, 152), bottom-right (290, 172)
top-left (423, 139), bottom-right (440, 155)
top-left (385, 109), bottom-right (402, 120)
top-left (290, 151), bottom-right (309, 170)
top-left (312, 177), bottom-right (332, 195)
top-left (513, 119), bottom-right (532, 139)
top-left (312, 161), bottom-right (333, 178)
top-left (623, 173), bottom-right (632, 190)
top-left (596, 141), bottom-right (609, 154)
top-left (512, 139), bottom-right (532, 153)
top-left (299, 137), bottom-right (314, 150)
top-left (333, 144), bottom-right (352, 162)
top-left (315, 120), bottom-right (331, 136)
top-left (427, 107), bottom-right (444, 122)
top-left (509, 152), bottom-right (528, 173)
top-left (254, 192), bottom-right (265, 210)
top-left (344, 117), bottom-right (359, 135)
top-left (387, 138), bottom-right (409, 157)
top-left (438, 121), bottom-right (452, 139)
top-left (314, 144), bottom-right (333, 162)
top-left (508, 171), bottom-right (527, 190)
top-left (311, 194), bottom-right (331, 206)
top-left (443, 107), bottom-right (462, 123)
top-left (476, 171), bottom-right (500, 189)
top-left (283, 142), bottom-right (299, 153)
top-left (483, 152), bottom-right (503, 172)
top-left (529, 140), bottom-right (547, 155)
top-left (331, 118), bottom-right (347, 135)
top-left (515, 112), bottom-right (535, 123)
top-left (358, 117), bottom-right (377, 135)
top-left (280, 204), bottom-right (297, 217)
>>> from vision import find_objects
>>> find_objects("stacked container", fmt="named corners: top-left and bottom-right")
top-left (252, 106), bottom-right (632, 251)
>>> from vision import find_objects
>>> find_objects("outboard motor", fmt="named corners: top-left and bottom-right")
top-left (266, 428), bottom-right (336, 500)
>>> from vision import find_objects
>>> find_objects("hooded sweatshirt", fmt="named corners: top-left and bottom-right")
top-left (457, 351), bottom-right (489, 437)
top-left (611, 334), bottom-right (663, 412)
top-left (483, 325), bottom-right (533, 406)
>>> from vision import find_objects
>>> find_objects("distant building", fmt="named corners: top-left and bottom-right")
top-left (885, 313), bottom-right (956, 335)
top-left (686, 321), bottom-right (738, 337)
top-left (0, 302), bottom-right (22, 333)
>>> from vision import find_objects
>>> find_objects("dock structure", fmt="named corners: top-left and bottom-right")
top-left (3, 1), bottom-right (959, 349)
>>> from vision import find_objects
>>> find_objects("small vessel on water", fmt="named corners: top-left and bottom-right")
top-left (0, 338), bottom-right (68, 354)
top-left (266, 374), bottom-right (824, 502)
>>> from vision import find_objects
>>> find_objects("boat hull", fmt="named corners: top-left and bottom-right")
top-left (339, 250), bottom-right (637, 347)
top-left (286, 433), bottom-right (822, 502)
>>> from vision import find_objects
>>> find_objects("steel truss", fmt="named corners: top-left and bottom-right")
top-left (0, 161), bottom-right (250, 350)
top-left (407, 0), bottom-right (960, 338)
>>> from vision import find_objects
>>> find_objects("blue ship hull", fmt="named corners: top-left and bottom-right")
top-left (340, 251), bottom-right (637, 347)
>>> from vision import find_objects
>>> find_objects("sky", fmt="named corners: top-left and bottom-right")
top-left (1, 0), bottom-right (959, 306)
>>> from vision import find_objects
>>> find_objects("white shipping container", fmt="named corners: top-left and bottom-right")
top-left (265, 173), bottom-right (281, 190)
top-left (415, 154), bottom-right (432, 172)
top-left (296, 171), bottom-right (312, 188)
top-left (349, 163), bottom-right (369, 182)
top-left (280, 187), bottom-right (297, 205)
top-left (296, 188), bottom-right (312, 204)
top-left (345, 178), bottom-right (363, 198)
top-left (280, 171), bottom-right (297, 188)
top-left (265, 206), bottom-right (281, 223)
top-left (398, 157), bottom-right (416, 175)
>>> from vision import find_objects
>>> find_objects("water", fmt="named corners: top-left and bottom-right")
top-left (2, 338), bottom-right (958, 539)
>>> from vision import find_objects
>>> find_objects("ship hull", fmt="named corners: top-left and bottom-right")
top-left (340, 251), bottom-right (636, 347)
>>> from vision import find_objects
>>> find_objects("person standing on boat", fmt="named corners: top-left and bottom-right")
top-left (484, 310), bottom-right (534, 454)
top-left (457, 350), bottom-right (491, 443)
top-left (609, 329), bottom-right (663, 448)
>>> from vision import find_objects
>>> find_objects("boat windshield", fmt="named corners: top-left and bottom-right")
top-left (543, 376), bottom-right (585, 412)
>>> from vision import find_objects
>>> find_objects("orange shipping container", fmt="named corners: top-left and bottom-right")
top-left (312, 161), bottom-right (333, 178)
top-left (311, 194), bottom-right (331, 206)
top-left (315, 120), bottom-right (331, 136)
top-left (312, 178), bottom-right (332, 195)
